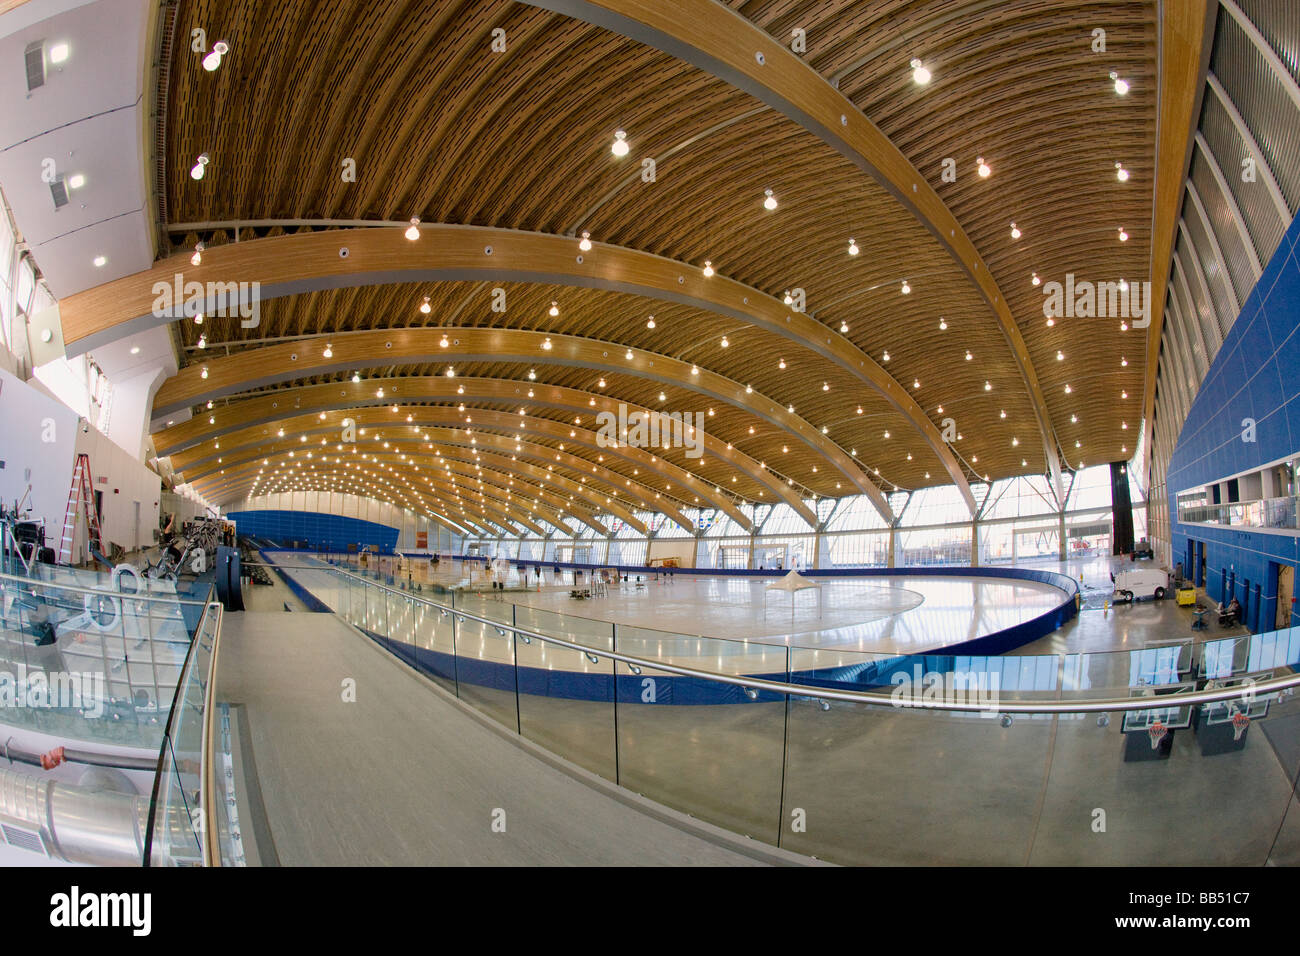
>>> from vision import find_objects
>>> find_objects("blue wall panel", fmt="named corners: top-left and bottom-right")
top-left (229, 510), bottom-right (398, 553)
top-left (1167, 216), bottom-right (1300, 632)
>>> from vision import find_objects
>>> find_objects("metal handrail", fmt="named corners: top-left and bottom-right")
top-left (0, 568), bottom-right (212, 606)
top-left (199, 601), bottom-right (224, 867)
top-left (267, 559), bottom-right (1300, 715)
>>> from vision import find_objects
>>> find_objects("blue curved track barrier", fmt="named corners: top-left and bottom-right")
top-left (262, 551), bottom-right (1079, 705)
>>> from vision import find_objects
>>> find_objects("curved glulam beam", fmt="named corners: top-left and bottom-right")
top-left (518, 0), bottom-right (1061, 504)
top-left (152, 330), bottom-right (854, 523)
top-left (180, 426), bottom-right (617, 538)
top-left (179, 404), bottom-right (748, 530)
top-left (153, 374), bottom-right (813, 524)
top-left (202, 452), bottom-right (604, 540)
top-left (192, 418), bottom-right (683, 534)
top-left (62, 225), bottom-right (943, 512)
top-left (203, 453), bottom-right (564, 539)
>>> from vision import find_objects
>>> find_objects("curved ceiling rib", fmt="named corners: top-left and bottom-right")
top-left (150, 327), bottom-right (883, 519)
top-left (197, 448), bottom-right (605, 539)
top-left (153, 375), bottom-right (816, 525)
top-left (60, 225), bottom-right (962, 510)
top-left (173, 421), bottom-right (654, 536)
top-left (169, 409), bottom-right (693, 536)
top-left (517, 0), bottom-right (1063, 504)
top-left (175, 401), bottom-right (756, 530)
top-left (189, 420), bottom-right (697, 533)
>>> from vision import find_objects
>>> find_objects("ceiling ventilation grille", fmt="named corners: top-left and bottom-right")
top-left (24, 41), bottom-right (45, 92)
top-left (50, 175), bottom-right (68, 210)
top-left (1, 823), bottom-right (48, 856)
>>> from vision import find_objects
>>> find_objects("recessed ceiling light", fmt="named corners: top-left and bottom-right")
top-left (202, 40), bottom-right (229, 72)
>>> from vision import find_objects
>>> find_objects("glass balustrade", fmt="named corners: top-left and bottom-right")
top-left (0, 568), bottom-right (213, 750)
top-left (262, 554), bottom-right (1300, 865)
top-left (1178, 495), bottom-right (1298, 531)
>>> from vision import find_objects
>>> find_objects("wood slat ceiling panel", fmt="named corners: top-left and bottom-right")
top-left (160, 0), bottom-right (1158, 511)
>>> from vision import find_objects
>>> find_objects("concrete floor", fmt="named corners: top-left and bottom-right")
top-left (215, 609), bottom-right (783, 866)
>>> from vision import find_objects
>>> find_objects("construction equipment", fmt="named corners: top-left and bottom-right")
top-left (56, 454), bottom-right (102, 567)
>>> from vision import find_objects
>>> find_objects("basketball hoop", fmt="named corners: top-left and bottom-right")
top-left (1147, 720), bottom-right (1168, 750)
top-left (1231, 708), bottom-right (1251, 741)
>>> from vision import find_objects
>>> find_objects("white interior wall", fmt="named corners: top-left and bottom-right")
top-left (0, 367), bottom-right (160, 558)
top-left (646, 537), bottom-right (696, 567)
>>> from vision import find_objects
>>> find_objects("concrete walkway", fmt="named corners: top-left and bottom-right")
top-left (217, 611), bottom-right (770, 866)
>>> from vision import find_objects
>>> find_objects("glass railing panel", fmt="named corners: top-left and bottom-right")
top-left (410, 599), bottom-right (458, 693)
top-left (788, 645), bottom-right (1062, 704)
top-left (385, 589), bottom-right (416, 666)
top-left (0, 571), bottom-right (207, 750)
top-left (783, 692), bottom-right (1053, 864)
top-left (1032, 683), bottom-right (1300, 865)
top-left (147, 737), bottom-right (203, 866)
top-left (452, 609), bottom-right (519, 732)
top-left (1060, 640), bottom-right (1198, 701)
top-left (514, 606), bottom-right (616, 782)
top-left (146, 602), bottom-right (219, 866)
top-left (613, 625), bottom-right (787, 845)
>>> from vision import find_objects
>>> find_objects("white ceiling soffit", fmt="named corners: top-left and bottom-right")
top-left (0, 0), bottom-right (152, 300)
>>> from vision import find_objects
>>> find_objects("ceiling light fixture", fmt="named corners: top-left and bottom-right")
top-left (611, 130), bottom-right (629, 156)
top-left (1118, 226), bottom-right (1128, 242)
top-left (405, 217), bottom-right (420, 240)
top-left (1032, 272), bottom-right (1041, 286)
top-left (92, 255), bottom-right (106, 267)
top-left (901, 280), bottom-right (911, 294)
top-left (909, 58), bottom-right (931, 85)
top-left (702, 260), bottom-right (714, 277)
top-left (939, 318), bottom-right (948, 330)
top-left (1115, 162), bottom-right (1129, 182)
top-left (202, 40), bottom-right (229, 72)
top-left (977, 157), bottom-right (991, 178)
top-left (323, 343), bottom-right (333, 358)
top-left (190, 242), bottom-right (205, 266)
top-left (1010, 222), bottom-right (1021, 239)
top-left (847, 238), bottom-right (859, 256)
top-left (578, 231), bottom-right (592, 252)
top-left (549, 301), bottom-right (559, 317)
top-left (190, 153), bottom-right (210, 180)
top-left (840, 320), bottom-right (850, 333)
top-left (763, 189), bottom-right (778, 210)
top-left (541, 337), bottom-right (552, 350)
top-left (1110, 71), bottom-right (1129, 95)
top-left (49, 42), bottom-right (70, 64)
top-left (646, 315), bottom-right (656, 329)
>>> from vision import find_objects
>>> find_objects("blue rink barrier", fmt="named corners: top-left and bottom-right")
top-left (266, 552), bottom-right (1080, 705)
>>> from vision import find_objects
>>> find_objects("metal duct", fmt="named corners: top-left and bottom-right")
top-left (0, 765), bottom-right (150, 866)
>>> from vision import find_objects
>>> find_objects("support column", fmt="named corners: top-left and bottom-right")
top-left (1058, 512), bottom-right (1067, 561)
top-left (971, 521), bottom-right (980, 567)
top-left (887, 525), bottom-right (897, 568)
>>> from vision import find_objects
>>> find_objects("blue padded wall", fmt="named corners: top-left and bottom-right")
top-left (229, 510), bottom-right (398, 553)
top-left (1167, 215), bottom-right (1300, 632)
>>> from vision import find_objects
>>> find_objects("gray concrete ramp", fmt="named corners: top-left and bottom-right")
top-left (217, 611), bottom-right (770, 866)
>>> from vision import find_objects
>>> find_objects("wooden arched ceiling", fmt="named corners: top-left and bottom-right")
top-left (128, 0), bottom-right (1155, 526)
